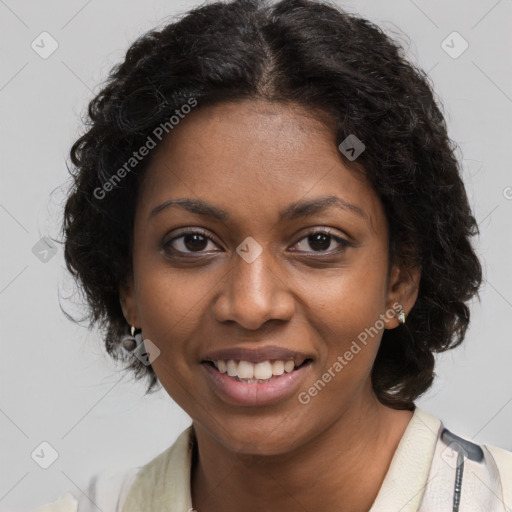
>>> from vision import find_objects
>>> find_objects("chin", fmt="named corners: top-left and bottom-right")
top-left (202, 415), bottom-right (311, 457)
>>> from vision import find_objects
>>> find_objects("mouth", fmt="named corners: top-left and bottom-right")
top-left (202, 358), bottom-right (313, 383)
top-left (200, 346), bottom-right (314, 406)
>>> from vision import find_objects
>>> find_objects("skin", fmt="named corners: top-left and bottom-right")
top-left (120, 98), bottom-right (421, 511)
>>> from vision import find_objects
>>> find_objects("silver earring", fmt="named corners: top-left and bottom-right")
top-left (121, 325), bottom-right (143, 352)
top-left (397, 309), bottom-right (406, 325)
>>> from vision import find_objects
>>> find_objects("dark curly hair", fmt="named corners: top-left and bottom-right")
top-left (61, 0), bottom-right (482, 410)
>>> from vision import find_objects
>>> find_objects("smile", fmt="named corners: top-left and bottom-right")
top-left (201, 355), bottom-right (313, 406)
top-left (206, 358), bottom-right (309, 382)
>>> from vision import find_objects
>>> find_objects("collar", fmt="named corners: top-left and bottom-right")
top-left (369, 407), bottom-right (442, 511)
top-left (124, 425), bottom-right (195, 512)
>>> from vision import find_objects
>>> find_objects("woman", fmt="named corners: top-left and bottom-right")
top-left (35, 0), bottom-right (512, 510)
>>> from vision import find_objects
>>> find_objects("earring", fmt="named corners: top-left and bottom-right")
top-left (397, 309), bottom-right (406, 325)
top-left (121, 325), bottom-right (143, 352)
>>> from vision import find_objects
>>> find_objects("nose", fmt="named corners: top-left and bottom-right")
top-left (212, 245), bottom-right (295, 330)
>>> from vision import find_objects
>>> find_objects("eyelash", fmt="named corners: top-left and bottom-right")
top-left (163, 227), bottom-right (351, 257)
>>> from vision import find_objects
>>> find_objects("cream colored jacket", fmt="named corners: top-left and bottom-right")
top-left (31, 407), bottom-right (512, 512)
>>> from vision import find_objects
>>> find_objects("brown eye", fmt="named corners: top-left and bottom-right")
top-left (164, 230), bottom-right (219, 255)
top-left (291, 230), bottom-right (350, 254)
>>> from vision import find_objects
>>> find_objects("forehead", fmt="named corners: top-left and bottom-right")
top-left (137, 99), bottom-right (385, 233)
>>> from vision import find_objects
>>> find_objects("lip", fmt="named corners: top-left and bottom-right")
top-left (201, 345), bottom-right (313, 365)
top-left (202, 358), bottom-right (313, 406)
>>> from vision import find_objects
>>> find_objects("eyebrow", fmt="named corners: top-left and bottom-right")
top-left (149, 195), bottom-right (370, 225)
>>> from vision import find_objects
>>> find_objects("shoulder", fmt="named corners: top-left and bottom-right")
top-left (30, 492), bottom-right (78, 512)
top-left (422, 419), bottom-right (512, 511)
top-left (485, 442), bottom-right (512, 506)
top-left (77, 466), bottom-right (141, 512)
top-left (28, 428), bottom-right (195, 512)
top-left (123, 426), bottom-right (196, 510)
top-left (29, 467), bottom-right (140, 512)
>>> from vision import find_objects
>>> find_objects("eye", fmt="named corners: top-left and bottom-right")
top-left (163, 227), bottom-right (351, 257)
top-left (290, 229), bottom-right (350, 254)
top-left (163, 229), bottom-right (220, 255)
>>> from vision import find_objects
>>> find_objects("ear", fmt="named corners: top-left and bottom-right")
top-left (383, 260), bottom-right (421, 330)
top-left (119, 274), bottom-right (141, 329)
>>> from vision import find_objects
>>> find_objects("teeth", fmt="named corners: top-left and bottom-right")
top-left (237, 360), bottom-right (254, 379)
top-left (254, 361), bottom-right (273, 380)
top-left (212, 359), bottom-right (301, 379)
top-left (284, 360), bottom-right (295, 373)
top-left (226, 359), bottom-right (238, 377)
top-left (272, 360), bottom-right (284, 375)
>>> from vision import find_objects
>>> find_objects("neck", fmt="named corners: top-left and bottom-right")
top-left (190, 388), bottom-right (414, 512)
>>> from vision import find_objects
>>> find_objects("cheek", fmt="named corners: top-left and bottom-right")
top-left (304, 245), bottom-right (389, 371)
top-left (131, 258), bottom-right (212, 385)
top-left (132, 239), bottom-right (219, 340)
top-left (137, 274), bottom-right (206, 413)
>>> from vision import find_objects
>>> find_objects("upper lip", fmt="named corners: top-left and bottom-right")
top-left (201, 345), bottom-right (314, 365)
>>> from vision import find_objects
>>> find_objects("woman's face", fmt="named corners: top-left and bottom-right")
top-left (121, 99), bottom-right (417, 455)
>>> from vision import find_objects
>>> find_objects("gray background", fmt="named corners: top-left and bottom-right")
top-left (1, 0), bottom-right (511, 510)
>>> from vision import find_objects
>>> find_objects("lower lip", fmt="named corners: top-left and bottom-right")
top-left (202, 362), bottom-right (312, 406)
